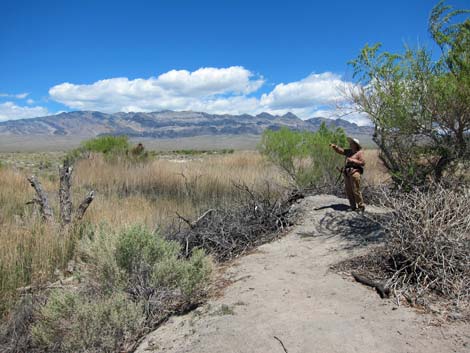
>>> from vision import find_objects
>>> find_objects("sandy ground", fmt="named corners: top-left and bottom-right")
top-left (136, 195), bottom-right (470, 353)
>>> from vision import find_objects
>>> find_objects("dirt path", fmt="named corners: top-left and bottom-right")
top-left (136, 195), bottom-right (470, 353)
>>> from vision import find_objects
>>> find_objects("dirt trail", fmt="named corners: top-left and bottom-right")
top-left (136, 195), bottom-right (470, 353)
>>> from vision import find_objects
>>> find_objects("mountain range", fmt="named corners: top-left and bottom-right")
top-left (0, 111), bottom-right (373, 139)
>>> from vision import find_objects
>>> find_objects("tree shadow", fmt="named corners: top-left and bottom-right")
top-left (300, 210), bottom-right (386, 250)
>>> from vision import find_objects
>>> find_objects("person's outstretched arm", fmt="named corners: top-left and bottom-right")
top-left (329, 144), bottom-right (345, 155)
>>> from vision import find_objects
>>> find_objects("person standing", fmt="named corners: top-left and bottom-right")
top-left (330, 137), bottom-right (366, 212)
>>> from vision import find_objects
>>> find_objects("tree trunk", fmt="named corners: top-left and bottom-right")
top-left (28, 164), bottom-right (95, 225)
top-left (59, 164), bottom-right (73, 224)
top-left (27, 176), bottom-right (53, 222)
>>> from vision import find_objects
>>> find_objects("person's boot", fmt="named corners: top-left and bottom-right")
top-left (355, 205), bottom-right (365, 214)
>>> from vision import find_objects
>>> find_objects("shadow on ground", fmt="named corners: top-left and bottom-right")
top-left (313, 203), bottom-right (351, 212)
top-left (299, 202), bottom-right (386, 250)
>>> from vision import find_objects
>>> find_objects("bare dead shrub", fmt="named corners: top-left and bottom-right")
top-left (169, 183), bottom-right (297, 262)
top-left (343, 184), bottom-right (469, 317)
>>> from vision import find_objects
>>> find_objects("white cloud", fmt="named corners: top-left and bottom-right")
top-left (156, 67), bottom-right (263, 95)
top-left (45, 67), bottom-right (368, 124)
top-left (0, 102), bottom-right (49, 122)
top-left (0, 92), bottom-right (29, 99)
top-left (260, 72), bottom-right (354, 109)
top-left (49, 66), bottom-right (264, 114)
top-left (339, 112), bottom-right (372, 126)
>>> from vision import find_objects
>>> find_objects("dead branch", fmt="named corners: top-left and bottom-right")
top-left (75, 190), bottom-right (95, 221)
top-left (16, 276), bottom-right (77, 294)
top-left (27, 175), bottom-right (53, 221)
top-left (175, 212), bottom-right (193, 229)
top-left (177, 209), bottom-right (216, 230)
top-left (25, 198), bottom-right (40, 206)
top-left (274, 336), bottom-right (289, 353)
top-left (352, 272), bottom-right (390, 299)
top-left (59, 164), bottom-right (73, 224)
top-left (169, 183), bottom-right (295, 261)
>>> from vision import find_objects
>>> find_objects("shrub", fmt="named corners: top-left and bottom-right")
top-left (31, 291), bottom-right (144, 353)
top-left (150, 248), bottom-right (211, 297)
top-left (79, 225), bottom-right (127, 293)
top-left (336, 184), bottom-right (470, 317)
top-left (82, 135), bottom-right (130, 155)
top-left (115, 225), bottom-right (180, 275)
top-left (378, 185), bottom-right (470, 304)
top-left (25, 224), bottom-right (212, 353)
top-left (80, 224), bottom-right (212, 299)
top-left (65, 135), bottom-right (131, 164)
top-left (179, 248), bottom-right (212, 297)
top-left (258, 123), bottom-right (348, 190)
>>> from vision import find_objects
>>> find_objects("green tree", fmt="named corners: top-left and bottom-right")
top-left (258, 123), bottom-right (348, 189)
top-left (349, 1), bottom-right (469, 186)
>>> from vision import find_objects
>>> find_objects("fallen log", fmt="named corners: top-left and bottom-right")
top-left (352, 272), bottom-right (390, 299)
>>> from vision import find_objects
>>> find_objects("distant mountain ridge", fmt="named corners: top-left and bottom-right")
top-left (0, 111), bottom-right (373, 138)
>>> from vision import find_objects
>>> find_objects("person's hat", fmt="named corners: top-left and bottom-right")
top-left (347, 137), bottom-right (362, 150)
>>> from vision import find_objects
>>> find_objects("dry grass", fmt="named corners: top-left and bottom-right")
top-left (74, 152), bottom-right (284, 226)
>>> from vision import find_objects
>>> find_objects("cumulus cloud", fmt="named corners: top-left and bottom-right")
top-left (260, 72), bottom-right (354, 109)
top-left (0, 102), bottom-right (49, 122)
top-left (46, 66), bottom-right (367, 124)
top-left (49, 66), bottom-right (264, 114)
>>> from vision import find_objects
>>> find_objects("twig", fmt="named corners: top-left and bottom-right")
top-left (176, 209), bottom-right (215, 229)
top-left (192, 209), bottom-right (215, 227)
top-left (274, 336), bottom-right (289, 353)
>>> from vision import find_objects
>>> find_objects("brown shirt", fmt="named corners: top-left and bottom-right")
top-left (344, 149), bottom-right (365, 174)
top-left (332, 146), bottom-right (366, 174)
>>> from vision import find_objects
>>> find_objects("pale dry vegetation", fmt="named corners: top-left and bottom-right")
top-left (0, 151), bottom-right (285, 318)
top-left (75, 152), bottom-right (284, 228)
top-left (0, 147), bottom-right (392, 352)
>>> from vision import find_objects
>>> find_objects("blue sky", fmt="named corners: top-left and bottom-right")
top-left (0, 0), bottom-right (468, 124)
